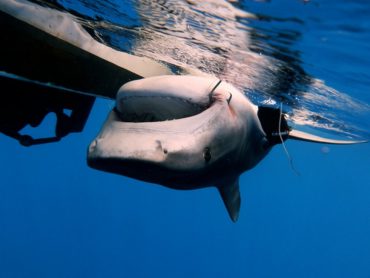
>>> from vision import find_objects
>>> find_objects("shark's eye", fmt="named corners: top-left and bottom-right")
top-left (203, 147), bottom-right (211, 162)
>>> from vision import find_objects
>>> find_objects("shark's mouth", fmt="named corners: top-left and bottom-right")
top-left (116, 94), bottom-right (209, 123)
top-left (111, 75), bottom-right (224, 123)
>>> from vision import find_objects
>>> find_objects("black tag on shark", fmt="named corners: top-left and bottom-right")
top-left (257, 106), bottom-right (290, 146)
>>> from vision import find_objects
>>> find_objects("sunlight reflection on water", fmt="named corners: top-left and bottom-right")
top-left (36, 0), bottom-right (370, 139)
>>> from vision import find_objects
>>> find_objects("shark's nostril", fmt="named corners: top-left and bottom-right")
top-left (203, 147), bottom-right (211, 162)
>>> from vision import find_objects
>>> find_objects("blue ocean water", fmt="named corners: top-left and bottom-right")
top-left (1, 1), bottom-right (370, 277)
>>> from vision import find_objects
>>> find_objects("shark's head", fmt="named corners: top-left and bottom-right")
top-left (87, 75), bottom-right (366, 222)
top-left (87, 75), bottom-right (269, 189)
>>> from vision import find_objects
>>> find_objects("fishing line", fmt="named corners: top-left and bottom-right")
top-left (208, 79), bottom-right (233, 105)
top-left (279, 103), bottom-right (300, 176)
top-left (208, 79), bottom-right (222, 104)
top-left (0, 70), bottom-right (106, 99)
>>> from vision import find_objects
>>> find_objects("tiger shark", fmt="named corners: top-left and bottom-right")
top-left (87, 75), bottom-right (365, 222)
top-left (1, 0), bottom-right (367, 221)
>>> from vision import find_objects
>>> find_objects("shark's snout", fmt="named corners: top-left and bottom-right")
top-left (88, 139), bottom-right (98, 153)
top-left (87, 138), bottom-right (106, 169)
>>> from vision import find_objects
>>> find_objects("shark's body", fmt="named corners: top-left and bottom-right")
top-left (88, 75), bottom-right (365, 222)
top-left (88, 76), bottom-right (283, 221)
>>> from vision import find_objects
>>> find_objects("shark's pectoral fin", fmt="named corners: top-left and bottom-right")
top-left (217, 179), bottom-right (241, 222)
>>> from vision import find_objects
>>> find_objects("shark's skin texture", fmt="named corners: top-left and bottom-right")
top-left (87, 75), bottom-right (367, 222)
top-left (88, 75), bottom-right (271, 221)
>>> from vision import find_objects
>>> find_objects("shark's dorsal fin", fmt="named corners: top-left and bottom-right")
top-left (217, 179), bottom-right (241, 222)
